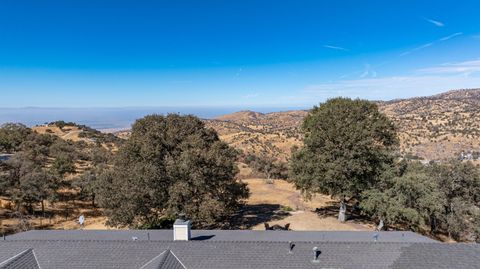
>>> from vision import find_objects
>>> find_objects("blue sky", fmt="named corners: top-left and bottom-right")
top-left (1, 0), bottom-right (480, 108)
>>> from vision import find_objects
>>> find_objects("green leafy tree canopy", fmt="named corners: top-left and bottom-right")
top-left (96, 114), bottom-right (249, 228)
top-left (290, 98), bottom-right (398, 200)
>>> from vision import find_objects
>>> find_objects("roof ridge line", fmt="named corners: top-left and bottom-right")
top-left (169, 250), bottom-right (187, 269)
top-left (0, 248), bottom-right (33, 267)
top-left (138, 250), bottom-right (168, 269)
top-left (32, 249), bottom-right (43, 269)
top-left (156, 249), bottom-right (170, 268)
top-left (2, 239), bottom-right (440, 244)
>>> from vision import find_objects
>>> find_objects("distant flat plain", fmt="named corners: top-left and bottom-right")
top-left (0, 106), bottom-right (306, 131)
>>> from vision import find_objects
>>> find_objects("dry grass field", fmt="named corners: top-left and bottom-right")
top-left (243, 179), bottom-right (372, 231)
top-left (0, 197), bottom-right (112, 232)
top-left (1, 176), bottom-right (370, 232)
top-left (33, 125), bottom-right (92, 143)
top-left (33, 123), bottom-right (120, 151)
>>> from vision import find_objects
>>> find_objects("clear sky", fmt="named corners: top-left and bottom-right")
top-left (1, 0), bottom-right (480, 108)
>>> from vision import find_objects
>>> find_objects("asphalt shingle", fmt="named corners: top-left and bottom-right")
top-left (6, 229), bottom-right (436, 243)
top-left (0, 230), bottom-right (478, 269)
top-left (140, 250), bottom-right (186, 269)
top-left (0, 249), bottom-right (40, 269)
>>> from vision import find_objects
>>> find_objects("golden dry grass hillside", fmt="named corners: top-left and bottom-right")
top-left (204, 110), bottom-right (307, 161)
top-left (33, 122), bottom-right (120, 151)
top-left (204, 89), bottom-right (480, 162)
top-left (33, 125), bottom-right (96, 144)
top-left (379, 89), bottom-right (480, 161)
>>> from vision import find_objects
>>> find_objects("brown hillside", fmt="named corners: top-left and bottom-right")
top-left (33, 123), bottom-right (120, 152)
top-left (205, 89), bottom-right (480, 162)
top-left (204, 110), bottom-right (308, 161)
top-left (216, 110), bottom-right (265, 122)
top-left (33, 125), bottom-right (92, 143)
top-left (378, 88), bottom-right (480, 161)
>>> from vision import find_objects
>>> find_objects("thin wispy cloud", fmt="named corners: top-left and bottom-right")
top-left (305, 74), bottom-right (480, 101)
top-left (243, 93), bottom-right (259, 99)
top-left (305, 59), bottom-right (480, 101)
top-left (424, 18), bottom-right (444, 27)
top-left (400, 32), bottom-right (463, 56)
top-left (323, 45), bottom-right (349, 51)
top-left (235, 67), bottom-right (243, 77)
top-left (400, 43), bottom-right (433, 56)
top-left (339, 63), bottom-right (379, 79)
top-left (418, 59), bottom-right (480, 76)
top-left (359, 64), bottom-right (377, 78)
top-left (439, 32), bottom-right (463, 41)
top-left (168, 80), bottom-right (192, 84)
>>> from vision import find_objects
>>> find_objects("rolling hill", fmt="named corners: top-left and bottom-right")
top-left (204, 110), bottom-right (307, 162)
top-left (204, 89), bottom-right (480, 162)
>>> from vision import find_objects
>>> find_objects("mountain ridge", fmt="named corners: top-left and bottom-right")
top-left (204, 88), bottom-right (480, 162)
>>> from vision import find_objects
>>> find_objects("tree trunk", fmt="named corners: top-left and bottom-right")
top-left (429, 214), bottom-right (437, 234)
top-left (338, 201), bottom-right (347, 222)
top-left (41, 200), bottom-right (45, 217)
top-left (27, 203), bottom-right (33, 215)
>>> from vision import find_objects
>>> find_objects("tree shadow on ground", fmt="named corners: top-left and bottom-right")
top-left (314, 201), bottom-right (339, 218)
top-left (229, 204), bottom-right (290, 229)
top-left (314, 200), bottom-right (374, 227)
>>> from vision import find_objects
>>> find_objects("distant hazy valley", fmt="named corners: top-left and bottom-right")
top-left (8, 88), bottom-right (480, 162)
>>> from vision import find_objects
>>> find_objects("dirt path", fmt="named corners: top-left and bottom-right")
top-left (61, 130), bottom-right (83, 141)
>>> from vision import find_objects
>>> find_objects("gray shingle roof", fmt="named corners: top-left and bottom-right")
top-left (392, 243), bottom-right (480, 269)
top-left (0, 249), bottom-right (40, 269)
top-left (0, 230), bottom-right (478, 269)
top-left (6, 229), bottom-right (436, 243)
top-left (141, 250), bottom-right (186, 269)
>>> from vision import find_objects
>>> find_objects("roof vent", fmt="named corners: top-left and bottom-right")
top-left (373, 233), bottom-right (379, 242)
top-left (312, 247), bottom-right (321, 263)
top-left (173, 218), bottom-right (191, 241)
top-left (288, 241), bottom-right (295, 253)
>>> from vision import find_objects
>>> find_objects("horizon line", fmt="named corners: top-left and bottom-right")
top-left (1, 88), bottom-right (478, 110)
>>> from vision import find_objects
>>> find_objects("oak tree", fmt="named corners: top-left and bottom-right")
top-left (96, 114), bottom-right (249, 228)
top-left (290, 98), bottom-right (398, 218)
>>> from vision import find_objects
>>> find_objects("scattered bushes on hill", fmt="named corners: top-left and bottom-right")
top-left (48, 120), bottom-right (122, 144)
top-left (243, 153), bottom-right (288, 181)
top-left (0, 127), bottom-right (70, 215)
top-left (0, 123), bottom-right (32, 153)
top-left (0, 122), bottom-right (118, 220)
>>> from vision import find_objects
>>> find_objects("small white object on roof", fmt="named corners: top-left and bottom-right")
top-left (79, 215), bottom-right (85, 226)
